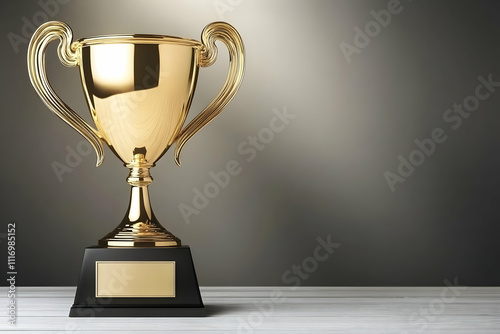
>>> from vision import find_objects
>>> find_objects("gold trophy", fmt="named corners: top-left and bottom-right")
top-left (28, 21), bottom-right (244, 316)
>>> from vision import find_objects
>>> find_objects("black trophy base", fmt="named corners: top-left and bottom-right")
top-left (69, 306), bottom-right (206, 317)
top-left (69, 245), bottom-right (205, 317)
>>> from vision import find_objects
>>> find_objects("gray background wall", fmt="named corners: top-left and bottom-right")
top-left (1, 0), bottom-right (500, 286)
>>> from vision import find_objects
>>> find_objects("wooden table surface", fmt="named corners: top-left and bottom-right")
top-left (0, 286), bottom-right (499, 333)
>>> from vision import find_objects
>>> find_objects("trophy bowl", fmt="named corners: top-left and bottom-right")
top-left (27, 21), bottom-right (244, 316)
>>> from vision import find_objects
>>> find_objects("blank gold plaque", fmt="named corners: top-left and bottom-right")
top-left (95, 261), bottom-right (175, 298)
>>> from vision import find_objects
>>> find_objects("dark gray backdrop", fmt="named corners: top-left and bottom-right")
top-left (1, 0), bottom-right (500, 286)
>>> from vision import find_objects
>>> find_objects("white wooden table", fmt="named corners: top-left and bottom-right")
top-left (1, 287), bottom-right (499, 333)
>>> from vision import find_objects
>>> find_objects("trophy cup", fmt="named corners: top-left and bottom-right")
top-left (27, 21), bottom-right (244, 317)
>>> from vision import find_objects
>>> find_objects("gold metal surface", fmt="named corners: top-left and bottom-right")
top-left (27, 21), bottom-right (104, 166)
top-left (96, 261), bottom-right (175, 297)
top-left (27, 21), bottom-right (245, 247)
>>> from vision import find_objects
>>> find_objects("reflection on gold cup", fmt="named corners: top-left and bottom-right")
top-left (28, 21), bottom-right (245, 247)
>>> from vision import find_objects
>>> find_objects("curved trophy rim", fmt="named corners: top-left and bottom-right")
top-left (74, 34), bottom-right (203, 48)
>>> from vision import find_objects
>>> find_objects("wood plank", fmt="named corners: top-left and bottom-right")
top-left (6, 286), bottom-right (500, 298)
top-left (0, 287), bottom-right (499, 332)
top-left (1, 315), bottom-right (499, 331)
top-left (5, 304), bottom-right (500, 318)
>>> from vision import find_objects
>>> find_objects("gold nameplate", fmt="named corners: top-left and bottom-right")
top-left (95, 261), bottom-right (175, 298)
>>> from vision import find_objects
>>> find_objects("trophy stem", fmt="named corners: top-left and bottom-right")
top-left (98, 154), bottom-right (181, 247)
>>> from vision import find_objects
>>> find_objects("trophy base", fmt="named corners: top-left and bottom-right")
top-left (69, 305), bottom-right (206, 317)
top-left (69, 245), bottom-right (205, 317)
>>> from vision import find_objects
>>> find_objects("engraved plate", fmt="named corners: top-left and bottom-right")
top-left (96, 261), bottom-right (175, 297)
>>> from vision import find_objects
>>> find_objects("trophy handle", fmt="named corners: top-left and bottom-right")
top-left (174, 21), bottom-right (245, 166)
top-left (27, 21), bottom-right (104, 166)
